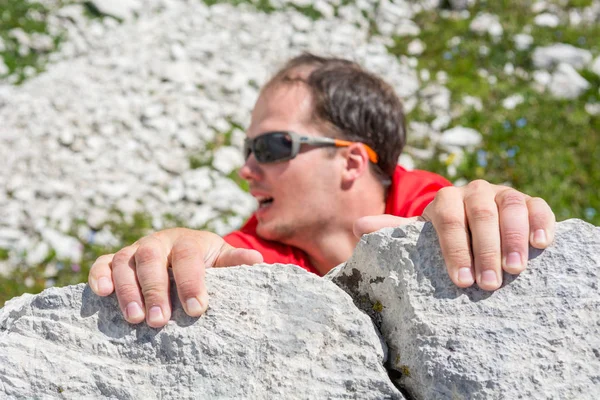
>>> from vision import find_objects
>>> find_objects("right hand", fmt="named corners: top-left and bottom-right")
top-left (88, 228), bottom-right (263, 328)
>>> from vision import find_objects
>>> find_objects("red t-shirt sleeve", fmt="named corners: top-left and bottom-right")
top-left (223, 216), bottom-right (319, 274)
top-left (385, 166), bottom-right (452, 217)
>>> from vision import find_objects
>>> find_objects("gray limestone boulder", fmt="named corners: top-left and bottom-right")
top-left (0, 264), bottom-right (403, 399)
top-left (330, 219), bottom-right (600, 400)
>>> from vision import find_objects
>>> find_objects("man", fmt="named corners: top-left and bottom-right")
top-left (89, 54), bottom-right (555, 328)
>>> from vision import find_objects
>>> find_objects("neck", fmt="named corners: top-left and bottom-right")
top-left (296, 193), bottom-right (386, 276)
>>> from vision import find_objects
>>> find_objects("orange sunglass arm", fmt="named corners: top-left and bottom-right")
top-left (334, 139), bottom-right (379, 163)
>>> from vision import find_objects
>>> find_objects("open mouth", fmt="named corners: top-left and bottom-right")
top-left (257, 197), bottom-right (274, 209)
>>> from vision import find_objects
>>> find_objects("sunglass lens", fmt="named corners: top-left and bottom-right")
top-left (254, 132), bottom-right (293, 163)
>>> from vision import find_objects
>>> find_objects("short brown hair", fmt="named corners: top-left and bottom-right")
top-left (264, 53), bottom-right (407, 182)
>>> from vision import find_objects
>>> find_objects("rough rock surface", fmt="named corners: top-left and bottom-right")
top-left (331, 219), bottom-right (600, 400)
top-left (0, 264), bottom-right (403, 399)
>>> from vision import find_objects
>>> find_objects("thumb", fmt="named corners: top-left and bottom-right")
top-left (353, 215), bottom-right (420, 238)
top-left (214, 245), bottom-right (264, 268)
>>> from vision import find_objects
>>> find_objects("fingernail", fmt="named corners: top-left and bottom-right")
top-left (148, 306), bottom-right (164, 325)
top-left (533, 229), bottom-right (547, 245)
top-left (186, 297), bottom-right (204, 316)
top-left (481, 270), bottom-right (498, 287)
top-left (126, 302), bottom-right (144, 321)
top-left (98, 277), bottom-right (112, 294)
top-left (458, 267), bottom-right (474, 285)
top-left (89, 276), bottom-right (98, 293)
top-left (505, 252), bottom-right (522, 269)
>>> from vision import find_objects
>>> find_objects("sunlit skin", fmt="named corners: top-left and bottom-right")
top-left (240, 82), bottom-right (386, 274)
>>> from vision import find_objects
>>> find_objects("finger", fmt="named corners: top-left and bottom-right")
top-left (527, 197), bottom-right (556, 249)
top-left (496, 188), bottom-right (529, 274)
top-left (171, 236), bottom-right (210, 317)
top-left (424, 187), bottom-right (475, 288)
top-left (111, 244), bottom-right (147, 324)
top-left (352, 215), bottom-right (420, 237)
top-left (134, 237), bottom-right (171, 328)
top-left (213, 245), bottom-right (264, 268)
top-left (89, 254), bottom-right (115, 296)
top-left (464, 181), bottom-right (502, 290)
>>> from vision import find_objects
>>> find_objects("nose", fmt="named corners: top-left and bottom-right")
top-left (238, 153), bottom-right (262, 182)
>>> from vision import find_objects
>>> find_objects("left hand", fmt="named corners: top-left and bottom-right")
top-left (353, 180), bottom-right (555, 291)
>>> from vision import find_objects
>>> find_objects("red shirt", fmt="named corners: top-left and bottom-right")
top-left (223, 166), bottom-right (451, 275)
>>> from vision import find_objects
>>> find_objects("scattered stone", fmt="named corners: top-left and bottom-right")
top-left (532, 44), bottom-right (593, 70)
top-left (331, 219), bottom-right (600, 400)
top-left (534, 13), bottom-right (560, 27)
top-left (89, 0), bottom-right (142, 20)
top-left (407, 39), bottom-right (425, 56)
top-left (591, 56), bottom-right (600, 77)
top-left (548, 63), bottom-right (590, 99)
top-left (469, 13), bottom-right (503, 38)
top-left (0, 265), bottom-right (403, 399)
top-left (439, 126), bottom-right (482, 148)
top-left (585, 103), bottom-right (600, 116)
top-left (0, 59), bottom-right (8, 76)
top-left (513, 33), bottom-right (534, 51)
top-left (502, 93), bottom-right (525, 110)
top-left (212, 146), bottom-right (245, 175)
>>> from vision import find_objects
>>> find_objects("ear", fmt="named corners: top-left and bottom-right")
top-left (340, 142), bottom-right (370, 187)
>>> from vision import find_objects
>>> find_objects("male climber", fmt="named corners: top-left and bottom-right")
top-left (88, 53), bottom-right (555, 328)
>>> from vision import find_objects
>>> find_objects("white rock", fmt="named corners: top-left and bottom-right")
top-left (591, 56), bottom-right (600, 77)
top-left (170, 43), bottom-right (187, 61)
top-left (89, 0), bottom-right (141, 20)
top-left (470, 13), bottom-right (503, 38)
top-left (212, 146), bottom-right (245, 175)
top-left (502, 94), bottom-right (525, 110)
top-left (431, 115), bottom-right (451, 131)
top-left (531, 1), bottom-right (548, 14)
top-left (548, 63), bottom-right (590, 99)
top-left (394, 20), bottom-right (421, 37)
top-left (440, 126), bottom-right (482, 148)
top-left (462, 95), bottom-right (483, 112)
top-left (40, 229), bottom-right (82, 262)
top-left (534, 13), bottom-right (560, 27)
top-left (513, 33), bottom-right (534, 51)
top-left (533, 70), bottom-right (552, 86)
top-left (407, 39), bottom-right (425, 56)
top-left (585, 103), bottom-right (600, 116)
top-left (532, 44), bottom-right (593, 70)
top-left (0, 59), bottom-right (8, 76)
top-left (26, 242), bottom-right (50, 266)
top-left (398, 154), bottom-right (414, 170)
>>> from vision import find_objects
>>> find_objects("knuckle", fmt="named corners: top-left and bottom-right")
top-left (474, 248), bottom-right (500, 267)
top-left (468, 205), bottom-right (497, 223)
top-left (467, 179), bottom-right (490, 192)
top-left (140, 283), bottom-right (167, 302)
top-left (171, 239), bottom-right (200, 264)
top-left (112, 249), bottom-right (133, 268)
top-left (502, 231), bottom-right (527, 246)
top-left (444, 246), bottom-right (472, 266)
top-left (114, 282), bottom-right (142, 301)
top-left (436, 212), bottom-right (466, 232)
top-left (434, 186), bottom-right (458, 202)
top-left (175, 278), bottom-right (200, 296)
top-left (498, 190), bottom-right (526, 209)
top-left (135, 245), bottom-right (162, 267)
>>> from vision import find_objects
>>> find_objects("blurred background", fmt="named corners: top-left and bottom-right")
top-left (1, 0), bottom-right (598, 305)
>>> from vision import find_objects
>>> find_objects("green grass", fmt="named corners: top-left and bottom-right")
top-left (0, 0), bottom-right (65, 83)
top-left (388, 0), bottom-right (600, 226)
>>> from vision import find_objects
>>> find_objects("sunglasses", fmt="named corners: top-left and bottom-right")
top-left (244, 131), bottom-right (379, 164)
